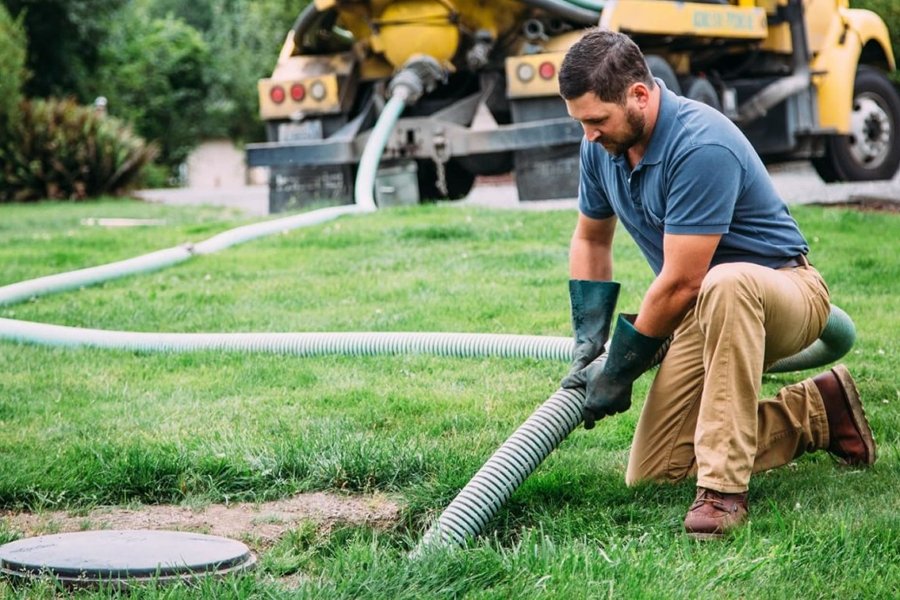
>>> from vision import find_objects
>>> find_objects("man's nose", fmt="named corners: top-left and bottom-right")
top-left (584, 126), bottom-right (601, 142)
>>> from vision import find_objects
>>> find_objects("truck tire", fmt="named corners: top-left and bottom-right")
top-left (812, 66), bottom-right (900, 182)
top-left (645, 55), bottom-right (681, 96)
top-left (681, 76), bottom-right (722, 111)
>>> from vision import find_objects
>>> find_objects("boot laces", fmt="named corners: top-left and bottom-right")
top-left (691, 489), bottom-right (735, 513)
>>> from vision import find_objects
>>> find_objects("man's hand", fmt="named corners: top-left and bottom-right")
top-left (563, 357), bottom-right (633, 428)
top-left (572, 314), bottom-right (668, 430)
top-left (580, 362), bottom-right (637, 429)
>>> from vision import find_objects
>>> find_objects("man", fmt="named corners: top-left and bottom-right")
top-left (557, 29), bottom-right (876, 538)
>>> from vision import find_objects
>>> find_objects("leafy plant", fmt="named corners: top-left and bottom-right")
top-left (852, 0), bottom-right (900, 80)
top-left (0, 0), bottom-right (125, 99)
top-left (198, 0), bottom-right (287, 141)
top-left (0, 2), bottom-right (27, 123)
top-left (0, 98), bottom-right (158, 202)
top-left (91, 9), bottom-right (210, 171)
top-left (88, 0), bottom-right (312, 160)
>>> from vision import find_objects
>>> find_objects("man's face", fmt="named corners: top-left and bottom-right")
top-left (565, 89), bottom-right (646, 156)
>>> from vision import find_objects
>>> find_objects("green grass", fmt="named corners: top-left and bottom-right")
top-left (0, 199), bottom-right (897, 598)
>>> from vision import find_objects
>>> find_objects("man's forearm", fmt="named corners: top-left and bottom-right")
top-left (633, 276), bottom-right (699, 338)
top-left (570, 239), bottom-right (613, 280)
top-left (633, 232), bottom-right (720, 337)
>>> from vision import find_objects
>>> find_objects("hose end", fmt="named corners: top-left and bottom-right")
top-left (388, 55), bottom-right (448, 104)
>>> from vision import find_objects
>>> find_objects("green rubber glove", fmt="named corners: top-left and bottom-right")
top-left (559, 280), bottom-right (620, 389)
top-left (571, 313), bottom-right (668, 429)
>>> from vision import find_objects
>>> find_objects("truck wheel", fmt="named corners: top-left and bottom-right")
top-left (812, 66), bottom-right (900, 182)
top-left (681, 76), bottom-right (722, 111)
top-left (416, 160), bottom-right (476, 201)
top-left (645, 55), bottom-right (681, 96)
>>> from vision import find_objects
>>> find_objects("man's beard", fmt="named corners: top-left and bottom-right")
top-left (597, 107), bottom-right (646, 156)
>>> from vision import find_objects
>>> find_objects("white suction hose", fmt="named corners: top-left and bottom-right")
top-left (0, 205), bottom-right (365, 308)
top-left (0, 319), bottom-right (570, 361)
top-left (354, 89), bottom-right (409, 211)
top-left (414, 376), bottom-right (596, 555)
top-left (192, 204), bottom-right (368, 255)
top-left (0, 246), bottom-right (194, 308)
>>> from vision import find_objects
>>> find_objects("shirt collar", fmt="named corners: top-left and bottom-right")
top-left (641, 77), bottom-right (676, 166)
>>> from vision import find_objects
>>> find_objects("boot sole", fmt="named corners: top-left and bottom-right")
top-left (832, 364), bottom-right (877, 466)
top-left (686, 531), bottom-right (724, 541)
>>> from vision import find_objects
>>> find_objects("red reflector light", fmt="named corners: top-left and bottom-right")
top-left (290, 83), bottom-right (305, 101)
top-left (270, 85), bottom-right (286, 104)
top-left (538, 62), bottom-right (556, 80)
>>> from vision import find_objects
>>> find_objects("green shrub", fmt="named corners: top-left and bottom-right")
top-left (852, 0), bottom-right (900, 73)
top-left (92, 11), bottom-right (210, 172)
top-left (2, 0), bottom-right (125, 100)
top-left (0, 98), bottom-right (158, 202)
top-left (0, 3), bottom-right (27, 122)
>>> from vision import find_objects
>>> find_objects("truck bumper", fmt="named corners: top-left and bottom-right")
top-left (246, 117), bottom-right (584, 168)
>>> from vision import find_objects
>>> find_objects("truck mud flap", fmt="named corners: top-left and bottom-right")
top-left (268, 165), bottom-right (355, 213)
top-left (513, 145), bottom-right (580, 201)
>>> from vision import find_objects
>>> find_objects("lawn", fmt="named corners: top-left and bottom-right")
top-left (0, 199), bottom-right (897, 598)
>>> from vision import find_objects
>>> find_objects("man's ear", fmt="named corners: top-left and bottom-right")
top-left (629, 81), bottom-right (651, 107)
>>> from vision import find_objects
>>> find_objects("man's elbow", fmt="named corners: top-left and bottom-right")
top-left (679, 281), bottom-right (703, 308)
top-left (663, 275), bottom-right (704, 306)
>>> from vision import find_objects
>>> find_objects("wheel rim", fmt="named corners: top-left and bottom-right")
top-left (848, 92), bottom-right (893, 169)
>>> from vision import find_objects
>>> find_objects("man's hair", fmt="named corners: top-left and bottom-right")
top-left (559, 29), bottom-right (655, 104)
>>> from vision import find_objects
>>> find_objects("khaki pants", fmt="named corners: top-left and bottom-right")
top-left (625, 261), bottom-right (833, 493)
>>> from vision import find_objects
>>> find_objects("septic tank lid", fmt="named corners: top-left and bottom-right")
top-left (0, 529), bottom-right (255, 587)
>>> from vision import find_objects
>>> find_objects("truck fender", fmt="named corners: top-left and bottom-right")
top-left (812, 8), bottom-right (896, 133)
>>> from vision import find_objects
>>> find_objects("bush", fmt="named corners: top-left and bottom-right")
top-left (137, 0), bottom-right (311, 142)
top-left (90, 0), bottom-right (311, 155)
top-left (92, 11), bottom-right (210, 173)
top-left (852, 0), bottom-right (900, 76)
top-left (2, 0), bottom-right (125, 100)
top-left (198, 0), bottom-right (278, 142)
top-left (0, 3), bottom-right (27, 122)
top-left (0, 98), bottom-right (158, 202)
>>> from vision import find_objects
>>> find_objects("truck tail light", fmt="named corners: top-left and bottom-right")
top-left (516, 63), bottom-right (535, 82)
top-left (270, 85), bottom-right (286, 104)
top-left (310, 80), bottom-right (327, 101)
top-left (538, 62), bottom-right (556, 80)
top-left (290, 83), bottom-right (306, 102)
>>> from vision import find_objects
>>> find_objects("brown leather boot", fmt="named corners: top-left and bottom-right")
top-left (683, 487), bottom-right (748, 540)
top-left (812, 364), bottom-right (876, 466)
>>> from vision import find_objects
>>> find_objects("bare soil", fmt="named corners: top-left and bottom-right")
top-left (1, 492), bottom-right (402, 548)
top-left (816, 195), bottom-right (900, 213)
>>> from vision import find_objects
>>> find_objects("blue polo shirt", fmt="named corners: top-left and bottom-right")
top-left (578, 80), bottom-right (808, 275)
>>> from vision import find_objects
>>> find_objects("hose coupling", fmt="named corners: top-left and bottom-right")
top-left (388, 55), bottom-right (448, 105)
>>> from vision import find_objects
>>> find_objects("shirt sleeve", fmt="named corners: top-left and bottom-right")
top-left (664, 144), bottom-right (743, 235)
top-left (577, 139), bottom-right (615, 220)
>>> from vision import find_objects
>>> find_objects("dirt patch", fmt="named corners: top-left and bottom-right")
top-left (0, 492), bottom-right (402, 548)
top-left (814, 195), bottom-right (900, 213)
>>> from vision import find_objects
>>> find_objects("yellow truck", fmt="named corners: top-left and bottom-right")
top-left (246, 0), bottom-right (900, 212)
